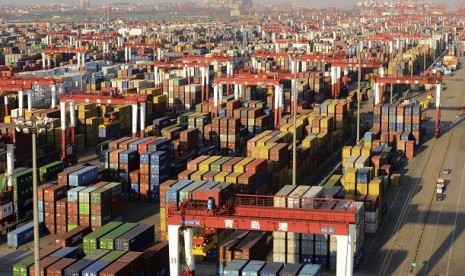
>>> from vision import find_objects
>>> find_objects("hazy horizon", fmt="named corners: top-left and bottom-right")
top-left (1, 0), bottom-right (457, 9)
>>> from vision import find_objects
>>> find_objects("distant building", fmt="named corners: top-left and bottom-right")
top-left (79, 0), bottom-right (89, 9)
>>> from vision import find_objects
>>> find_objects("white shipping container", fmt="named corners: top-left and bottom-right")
top-left (273, 231), bottom-right (286, 239)
top-left (286, 239), bottom-right (300, 254)
top-left (272, 252), bottom-right (286, 263)
top-left (0, 202), bottom-right (13, 219)
top-left (287, 185), bottom-right (310, 208)
top-left (273, 238), bottom-right (286, 253)
top-left (287, 233), bottom-right (299, 240)
top-left (286, 253), bottom-right (299, 263)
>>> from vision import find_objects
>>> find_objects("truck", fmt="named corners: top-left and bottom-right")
top-left (436, 178), bottom-right (445, 201)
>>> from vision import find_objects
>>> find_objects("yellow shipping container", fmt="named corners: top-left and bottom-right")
top-left (257, 136), bottom-right (272, 147)
top-left (302, 136), bottom-right (316, 148)
top-left (199, 156), bottom-right (222, 171)
top-left (351, 145), bottom-right (362, 157)
top-left (361, 146), bottom-right (371, 157)
top-left (328, 100), bottom-right (339, 114)
top-left (356, 183), bottom-right (368, 195)
top-left (368, 177), bottom-right (383, 196)
top-left (191, 171), bottom-right (206, 181)
top-left (345, 168), bottom-right (358, 183)
top-left (342, 146), bottom-right (352, 159)
top-left (154, 95), bottom-right (167, 104)
top-left (226, 172), bottom-right (242, 184)
top-left (4, 116), bottom-right (11, 123)
top-left (234, 157), bottom-right (254, 173)
top-left (214, 171), bottom-right (230, 182)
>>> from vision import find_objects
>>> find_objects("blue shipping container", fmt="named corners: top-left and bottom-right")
top-left (7, 221), bottom-right (44, 248)
top-left (68, 166), bottom-right (98, 187)
top-left (118, 150), bottom-right (139, 163)
top-left (64, 259), bottom-right (94, 276)
top-left (81, 260), bottom-right (110, 276)
top-left (147, 139), bottom-right (172, 152)
top-left (50, 246), bottom-right (82, 258)
top-left (165, 180), bottom-right (193, 203)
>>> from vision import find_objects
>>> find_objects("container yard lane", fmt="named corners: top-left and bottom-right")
top-left (360, 58), bottom-right (465, 276)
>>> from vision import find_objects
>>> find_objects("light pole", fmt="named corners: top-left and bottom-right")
top-left (14, 116), bottom-right (51, 276)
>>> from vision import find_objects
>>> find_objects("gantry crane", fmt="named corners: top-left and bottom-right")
top-left (214, 72), bottom-right (296, 128)
top-left (374, 71), bottom-right (443, 138)
top-left (167, 194), bottom-right (357, 276)
top-left (42, 47), bottom-right (86, 70)
top-left (59, 91), bottom-right (149, 164)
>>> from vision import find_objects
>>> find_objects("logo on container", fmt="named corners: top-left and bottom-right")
top-left (71, 233), bottom-right (83, 245)
top-left (320, 227), bottom-right (335, 234)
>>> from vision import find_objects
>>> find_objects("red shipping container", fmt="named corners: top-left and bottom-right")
top-left (245, 158), bottom-right (268, 175)
top-left (46, 258), bottom-right (77, 276)
top-left (44, 185), bottom-right (67, 202)
top-left (28, 256), bottom-right (60, 276)
top-left (79, 215), bottom-right (90, 226)
top-left (187, 155), bottom-right (210, 171)
top-left (38, 183), bottom-right (55, 201)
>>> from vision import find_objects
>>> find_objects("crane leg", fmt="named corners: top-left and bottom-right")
top-left (336, 224), bottom-right (355, 276)
top-left (169, 225), bottom-right (181, 276)
top-left (435, 84), bottom-right (442, 139)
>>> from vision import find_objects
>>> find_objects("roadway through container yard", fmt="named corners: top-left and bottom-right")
top-left (358, 58), bottom-right (465, 275)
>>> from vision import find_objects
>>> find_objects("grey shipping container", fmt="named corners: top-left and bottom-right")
top-left (298, 264), bottom-right (322, 276)
top-left (83, 249), bottom-right (110, 260)
top-left (115, 224), bottom-right (154, 251)
top-left (279, 263), bottom-right (303, 276)
top-left (223, 259), bottom-right (249, 276)
top-left (260, 262), bottom-right (284, 276)
top-left (242, 260), bottom-right (266, 276)
top-left (49, 246), bottom-right (82, 259)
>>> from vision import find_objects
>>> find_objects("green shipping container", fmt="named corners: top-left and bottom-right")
top-left (79, 203), bottom-right (90, 215)
top-left (39, 161), bottom-right (64, 182)
top-left (13, 256), bottom-right (34, 276)
top-left (13, 168), bottom-right (33, 201)
top-left (68, 224), bottom-right (78, 231)
top-left (179, 181), bottom-right (206, 202)
top-left (83, 221), bottom-right (123, 255)
top-left (99, 250), bottom-right (127, 262)
top-left (210, 157), bottom-right (232, 172)
top-left (91, 186), bottom-right (112, 204)
top-left (99, 223), bottom-right (138, 250)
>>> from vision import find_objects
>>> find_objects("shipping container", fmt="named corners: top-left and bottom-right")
top-left (115, 224), bottom-right (154, 251)
top-left (56, 225), bottom-right (92, 247)
top-left (49, 246), bottom-right (82, 259)
top-left (83, 249), bottom-right (111, 261)
top-left (83, 221), bottom-right (123, 254)
top-left (46, 258), bottom-right (77, 276)
top-left (98, 261), bottom-right (131, 276)
top-left (99, 250), bottom-right (127, 262)
top-left (279, 263), bottom-right (303, 276)
top-left (28, 256), bottom-right (60, 276)
top-left (81, 260), bottom-right (111, 276)
top-left (242, 260), bottom-right (266, 276)
top-left (260, 262), bottom-right (284, 276)
top-left (223, 259), bottom-right (249, 276)
top-left (64, 259), bottom-right (94, 276)
top-left (99, 223), bottom-right (138, 250)
top-left (8, 221), bottom-right (44, 248)
top-left (143, 241), bottom-right (169, 276)
top-left (69, 166), bottom-right (99, 187)
top-left (298, 264), bottom-right (322, 276)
